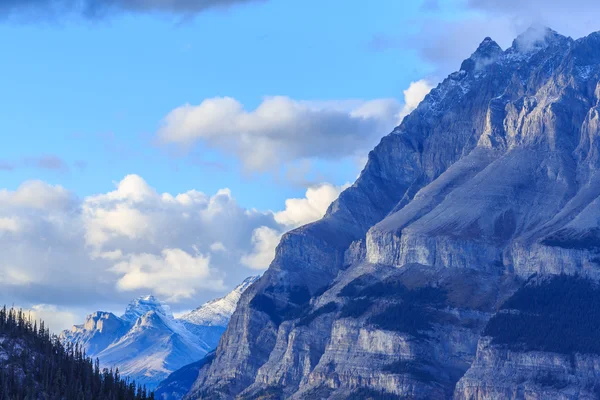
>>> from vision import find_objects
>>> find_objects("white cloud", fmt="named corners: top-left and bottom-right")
top-left (240, 226), bottom-right (281, 270)
top-left (274, 183), bottom-right (349, 228)
top-left (157, 96), bottom-right (401, 172)
top-left (397, 80), bottom-right (434, 123)
top-left (25, 304), bottom-right (80, 335)
top-left (112, 249), bottom-right (223, 302)
top-left (0, 173), bottom-right (351, 330)
top-left (241, 182), bottom-right (349, 270)
top-left (0, 175), bottom-right (279, 325)
top-left (84, 203), bottom-right (153, 247)
top-left (0, 174), bottom-right (354, 330)
top-left (0, 180), bottom-right (73, 211)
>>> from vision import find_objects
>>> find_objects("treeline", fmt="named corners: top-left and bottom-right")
top-left (0, 306), bottom-right (154, 400)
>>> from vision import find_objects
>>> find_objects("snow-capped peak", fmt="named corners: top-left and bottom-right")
top-left (179, 275), bottom-right (260, 327)
top-left (510, 25), bottom-right (569, 53)
top-left (121, 294), bottom-right (173, 323)
top-left (60, 276), bottom-right (260, 390)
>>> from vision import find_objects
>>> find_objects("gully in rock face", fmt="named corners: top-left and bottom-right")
top-left (190, 28), bottom-right (600, 399)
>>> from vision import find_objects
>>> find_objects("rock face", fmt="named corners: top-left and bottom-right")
top-left (454, 275), bottom-right (600, 399)
top-left (155, 353), bottom-right (216, 400)
top-left (61, 276), bottom-right (259, 390)
top-left (187, 28), bottom-right (600, 399)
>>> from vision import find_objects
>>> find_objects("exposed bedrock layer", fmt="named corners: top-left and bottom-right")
top-left (187, 29), bottom-right (600, 399)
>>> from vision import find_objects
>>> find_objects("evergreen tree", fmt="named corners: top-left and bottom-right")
top-left (0, 306), bottom-right (153, 400)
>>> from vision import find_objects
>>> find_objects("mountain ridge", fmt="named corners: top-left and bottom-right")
top-left (186, 27), bottom-right (600, 399)
top-left (61, 275), bottom-right (259, 391)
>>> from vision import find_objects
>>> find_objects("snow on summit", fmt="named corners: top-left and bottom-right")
top-left (60, 276), bottom-right (258, 390)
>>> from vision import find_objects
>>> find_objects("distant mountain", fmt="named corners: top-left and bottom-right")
top-left (61, 276), bottom-right (259, 391)
top-left (180, 276), bottom-right (258, 327)
top-left (178, 276), bottom-right (258, 349)
top-left (121, 295), bottom-right (174, 323)
top-left (187, 28), bottom-right (600, 399)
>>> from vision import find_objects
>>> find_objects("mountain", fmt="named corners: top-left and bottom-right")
top-left (0, 307), bottom-right (152, 400)
top-left (178, 276), bottom-right (259, 349)
top-left (180, 276), bottom-right (258, 328)
top-left (186, 28), bottom-right (600, 399)
top-left (61, 276), bottom-right (259, 391)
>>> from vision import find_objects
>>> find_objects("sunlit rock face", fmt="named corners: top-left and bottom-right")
top-left (188, 28), bottom-right (600, 399)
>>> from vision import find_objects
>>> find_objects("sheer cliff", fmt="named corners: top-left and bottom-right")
top-left (188, 28), bottom-right (600, 400)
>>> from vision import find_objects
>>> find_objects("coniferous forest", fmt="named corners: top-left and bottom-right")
top-left (0, 306), bottom-right (154, 400)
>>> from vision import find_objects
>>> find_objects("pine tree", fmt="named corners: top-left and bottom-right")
top-left (0, 306), bottom-right (153, 400)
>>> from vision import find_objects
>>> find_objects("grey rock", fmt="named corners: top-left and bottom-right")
top-left (188, 27), bottom-right (600, 399)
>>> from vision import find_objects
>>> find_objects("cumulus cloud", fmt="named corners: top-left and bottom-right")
top-left (274, 183), bottom-right (350, 227)
top-left (241, 182), bottom-right (348, 270)
top-left (240, 226), bottom-right (280, 270)
top-left (0, 0), bottom-right (265, 19)
top-left (79, 175), bottom-right (277, 300)
top-left (112, 249), bottom-right (224, 301)
top-left (157, 96), bottom-right (402, 172)
top-left (0, 180), bottom-right (74, 210)
top-left (0, 175), bottom-right (277, 323)
top-left (0, 174), bottom-right (350, 329)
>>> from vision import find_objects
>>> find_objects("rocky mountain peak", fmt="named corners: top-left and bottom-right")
top-left (510, 25), bottom-right (570, 53)
top-left (476, 36), bottom-right (502, 55)
top-left (121, 294), bottom-right (172, 323)
top-left (460, 36), bottom-right (503, 73)
top-left (81, 311), bottom-right (124, 333)
top-left (61, 276), bottom-right (258, 391)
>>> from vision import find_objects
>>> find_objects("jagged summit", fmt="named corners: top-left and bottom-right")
top-left (460, 36), bottom-right (504, 73)
top-left (475, 36), bottom-right (502, 54)
top-left (121, 294), bottom-right (172, 323)
top-left (61, 276), bottom-right (258, 391)
top-left (510, 25), bottom-right (571, 53)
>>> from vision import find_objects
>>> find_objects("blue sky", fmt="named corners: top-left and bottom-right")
top-left (0, 0), bottom-right (432, 210)
top-left (1, 0), bottom-right (599, 331)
